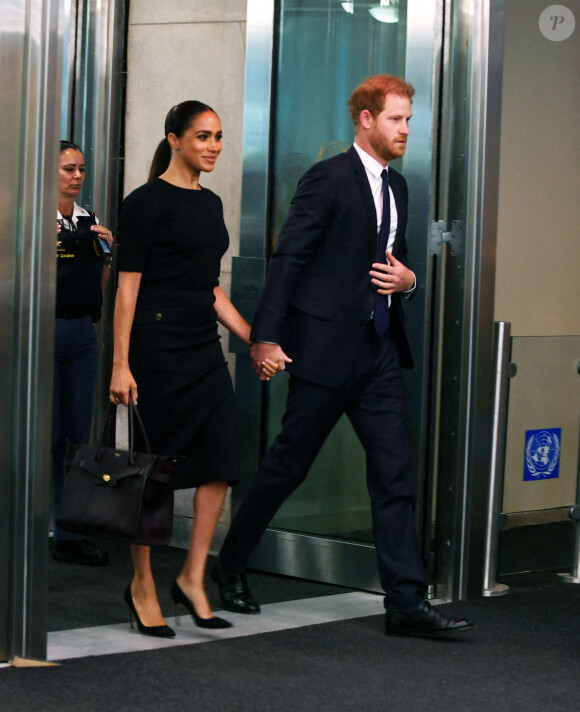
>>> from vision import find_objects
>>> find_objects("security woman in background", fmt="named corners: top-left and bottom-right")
top-left (52, 140), bottom-right (114, 566)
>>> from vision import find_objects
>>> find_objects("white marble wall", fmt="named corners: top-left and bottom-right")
top-left (123, 0), bottom-right (248, 551)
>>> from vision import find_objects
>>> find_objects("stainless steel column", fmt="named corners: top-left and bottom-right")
top-left (230, 0), bottom-right (276, 502)
top-left (559, 434), bottom-right (580, 584)
top-left (71, 0), bottom-right (127, 436)
top-left (434, 0), bottom-right (506, 601)
top-left (482, 322), bottom-right (513, 596)
top-left (0, 0), bottom-right (125, 663)
top-left (0, 0), bottom-right (63, 661)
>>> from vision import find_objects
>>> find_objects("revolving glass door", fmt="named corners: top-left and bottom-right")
top-left (244, 0), bottom-right (440, 592)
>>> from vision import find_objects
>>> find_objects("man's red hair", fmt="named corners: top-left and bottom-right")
top-left (348, 75), bottom-right (415, 127)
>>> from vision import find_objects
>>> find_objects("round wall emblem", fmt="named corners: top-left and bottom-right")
top-left (539, 5), bottom-right (576, 41)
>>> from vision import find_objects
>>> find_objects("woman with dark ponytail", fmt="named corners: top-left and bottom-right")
top-left (110, 101), bottom-right (277, 637)
top-left (147, 137), bottom-right (172, 181)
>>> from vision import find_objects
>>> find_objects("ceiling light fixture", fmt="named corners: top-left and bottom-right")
top-left (368, 0), bottom-right (399, 23)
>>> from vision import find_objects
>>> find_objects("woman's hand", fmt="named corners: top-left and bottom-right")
top-left (91, 224), bottom-right (114, 250)
top-left (260, 359), bottom-right (280, 381)
top-left (250, 343), bottom-right (292, 381)
top-left (111, 271), bottom-right (142, 405)
top-left (109, 365), bottom-right (138, 406)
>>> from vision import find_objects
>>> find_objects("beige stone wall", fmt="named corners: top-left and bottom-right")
top-left (495, 0), bottom-right (580, 336)
top-left (125, 0), bottom-right (247, 278)
top-left (495, 1), bottom-right (580, 513)
top-left (122, 0), bottom-right (248, 550)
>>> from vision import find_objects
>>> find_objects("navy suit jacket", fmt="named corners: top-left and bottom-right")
top-left (251, 145), bottom-right (414, 388)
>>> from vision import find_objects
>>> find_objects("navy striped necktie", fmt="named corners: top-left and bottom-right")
top-left (374, 169), bottom-right (390, 336)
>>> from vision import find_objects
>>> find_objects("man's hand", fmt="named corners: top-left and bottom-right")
top-left (250, 342), bottom-right (292, 381)
top-left (369, 251), bottom-right (415, 295)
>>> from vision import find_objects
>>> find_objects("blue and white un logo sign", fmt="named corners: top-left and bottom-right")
top-left (523, 428), bottom-right (561, 481)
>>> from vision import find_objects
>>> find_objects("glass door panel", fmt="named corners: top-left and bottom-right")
top-left (268, 375), bottom-right (371, 540)
top-left (271, 0), bottom-right (408, 240)
top-left (266, 0), bottom-right (432, 549)
top-left (241, 0), bottom-right (440, 591)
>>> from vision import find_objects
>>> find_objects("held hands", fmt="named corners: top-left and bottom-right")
top-left (369, 251), bottom-right (415, 295)
top-left (250, 342), bottom-right (292, 381)
top-left (109, 365), bottom-right (138, 406)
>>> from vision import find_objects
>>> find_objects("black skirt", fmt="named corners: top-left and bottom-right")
top-left (129, 292), bottom-right (240, 489)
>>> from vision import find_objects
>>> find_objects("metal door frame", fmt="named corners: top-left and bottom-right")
top-left (0, 0), bottom-right (127, 662)
top-left (232, 0), bottom-right (505, 601)
top-left (433, 0), bottom-right (505, 600)
top-left (0, 0), bottom-right (62, 662)
top-left (70, 0), bottom-right (128, 436)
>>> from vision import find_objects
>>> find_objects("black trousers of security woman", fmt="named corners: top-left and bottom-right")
top-left (52, 315), bottom-right (98, 542)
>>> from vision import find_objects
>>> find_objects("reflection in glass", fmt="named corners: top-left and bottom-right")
top-left (60, 0), bottom-right (74, 139)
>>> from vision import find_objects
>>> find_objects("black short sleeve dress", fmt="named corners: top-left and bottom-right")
top-left (117, 178), bottom-right (239, 489)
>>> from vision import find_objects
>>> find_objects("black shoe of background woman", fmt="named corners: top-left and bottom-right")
top-left (51, 539), bottom-right (109, 566)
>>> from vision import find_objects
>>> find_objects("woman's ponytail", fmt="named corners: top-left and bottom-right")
top-left (148, 138), bottom-right (171, 180)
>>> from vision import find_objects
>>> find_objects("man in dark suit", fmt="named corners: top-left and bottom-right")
top-left (213, 75), bottom-right (472, 637)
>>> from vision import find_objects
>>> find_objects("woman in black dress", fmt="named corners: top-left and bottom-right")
top-left (109, 101), bottom-right (276, 636)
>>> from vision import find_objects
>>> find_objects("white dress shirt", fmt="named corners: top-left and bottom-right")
top-left (57, 201), bottom-right (96, 227)
top-left (353, 141), bottom-right (397, 257)
top-left (353, 142), bottom-right (416, 298)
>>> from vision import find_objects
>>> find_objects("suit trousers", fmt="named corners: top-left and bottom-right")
top-left (220, 327), bottom-right (427, 610)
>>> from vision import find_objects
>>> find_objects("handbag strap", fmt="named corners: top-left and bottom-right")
top-left (128, 397), bottom-right (152, 459)
top-left (95, 398), bottom-right (152, 465)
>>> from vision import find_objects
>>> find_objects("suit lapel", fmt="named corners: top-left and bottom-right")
top-left (389, 171), bottom-right (407, 259)
top-left (347, 147), bottom-right (378, 261)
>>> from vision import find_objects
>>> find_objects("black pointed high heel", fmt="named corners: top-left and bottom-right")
top-left (170, 580), bottom-right (232, 629)
top-left (124, 585), bottom-right (176, 638)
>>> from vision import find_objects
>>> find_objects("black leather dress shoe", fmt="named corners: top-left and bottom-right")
top-left (211, 559), bottom-right (261, 614)
top-left (52, 539), bottom-right (109, 567)
top-left (385, 600), bottom-right (473, 638)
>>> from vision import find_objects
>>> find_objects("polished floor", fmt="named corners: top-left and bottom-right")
top-left (48, 591), bottom-right (386, 661)
top-left (1, 541), bottom-right (579, 711)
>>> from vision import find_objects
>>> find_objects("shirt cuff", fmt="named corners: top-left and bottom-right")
top-left (402, 272), bottom-right (417, 296)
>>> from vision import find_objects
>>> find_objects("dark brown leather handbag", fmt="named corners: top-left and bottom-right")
top-left (56, 399), bottom-right (182, 546)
